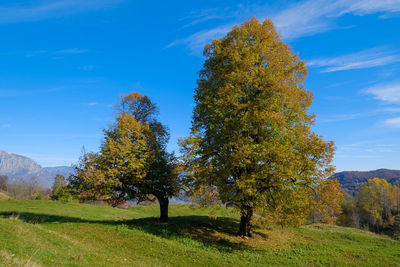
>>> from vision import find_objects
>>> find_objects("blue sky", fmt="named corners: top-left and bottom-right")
top-left (0, 0), bottom-right (400, 172)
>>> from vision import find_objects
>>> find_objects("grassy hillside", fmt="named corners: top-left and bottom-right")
top-left (0, 200), bottom-right (399, 266)
top-left (0, 191), bottom-right (10, 201)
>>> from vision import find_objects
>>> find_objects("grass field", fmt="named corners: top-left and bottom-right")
top-left (0, 192), bottom-right (10, 201)
top-left (0, 200), bottom-right (399, 266)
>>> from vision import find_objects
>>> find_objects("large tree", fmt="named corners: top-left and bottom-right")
top-left (180, 18), bottom-right (335, 237)
top-left (71, 93), bottom-right (178, 221)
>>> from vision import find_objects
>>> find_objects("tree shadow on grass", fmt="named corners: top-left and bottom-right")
top-left (124, 216), bottom-right (250, 252)
top-left (0, 211), bottom-right (256, 252)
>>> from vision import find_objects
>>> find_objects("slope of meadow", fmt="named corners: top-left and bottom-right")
top-left (0, 191), bottom-right (10, 201)
top-left (0, 200), bottom-right (399, 266)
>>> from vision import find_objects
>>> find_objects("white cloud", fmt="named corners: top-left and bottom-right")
top-left (364, 82), bottom-right (400, 104)
top-left (0, 0), bottom-right (124, 24)
top-left (363, 82), bottom-right (400, 128)
top-left (307, 47), bottom-right (400, 72)
top-left (384, 117), bottom-right (400, 128)
top-left (270, 0), bottom-right (342, 40)
top-left (167, 25), bottom-right (233, 53)
top-left (171, 0), bottom-right (400, 54)
top-left (341, 0), bottom-right (400, 15)
top-left (272, 0), bottom-right (400, 39)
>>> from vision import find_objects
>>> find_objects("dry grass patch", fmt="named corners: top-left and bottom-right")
top-left (0, 250), bottom-right (42, 267)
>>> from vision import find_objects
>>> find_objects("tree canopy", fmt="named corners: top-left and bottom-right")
top-left (180, 18), bottom-right (335, 236)
top-left (70, 92), bottom-right (179, 221)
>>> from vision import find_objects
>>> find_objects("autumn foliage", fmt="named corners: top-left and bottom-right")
top-left (70, 93), bottom-right (179, 221)
top-left (179, 18), bottom-right (335, 236)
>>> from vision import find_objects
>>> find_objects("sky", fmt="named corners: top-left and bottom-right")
top-left (0, 0), bottom-right (400, 172)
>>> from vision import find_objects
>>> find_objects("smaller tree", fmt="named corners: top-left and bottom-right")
top-left (338, 193), bottom-right (359, 228)
top-left (27, 176), bottom-right (42, 199)
top-left (50, 174), bottom-right (74, 201)
top-left (310, 179), bottom-right (344, 224)
top-left (71, 92), bottom-right (179, 221)
top-left (51, 175), bottom-right (67, 195)
top-left (0, 175), bottom-right (8, 191)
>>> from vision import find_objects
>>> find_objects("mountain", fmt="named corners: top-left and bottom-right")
top-left (332, 169), bottom-right (400, 194)
top-left (0, 150), bottom-right (74, 188)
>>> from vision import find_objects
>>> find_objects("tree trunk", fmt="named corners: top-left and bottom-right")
top-left (159, 197), bottom-right (169, 222)
top-left (239, 205), bottom-right (253, 237)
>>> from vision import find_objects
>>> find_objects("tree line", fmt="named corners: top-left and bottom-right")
top-left (0, 175), bottom-right (51, 200)
top-left (339, 177), bottom-right (400, 239)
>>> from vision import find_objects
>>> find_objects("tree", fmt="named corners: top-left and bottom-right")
top-left (357, 178), bottom-right (397, 231)
top-left (71, 93), bottom-right (179, 221)
top-left (179, 18), bottom-right (334, 237)
top-left (50, 174), bottom-right (75, 201)
top-left (338, 192), bottom-right (359, 228)
top-left (50, 174), bottom-right (67, 199)
top-left (112, 93), bottom-right (179, 221)
top-left (310, 179), bottom-right (344, 224)
top-left (136, 122), bottom-right (179, 221)
top-left (0, 175), bottom-right (8, 191)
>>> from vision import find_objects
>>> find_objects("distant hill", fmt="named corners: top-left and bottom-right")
top-left (0, 150), bottom-right (74, 188)
top-left (332, 169), bottom-right (400, 194)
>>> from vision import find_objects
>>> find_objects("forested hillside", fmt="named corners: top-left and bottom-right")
top-left (332, 169), bottom-right (400, 194)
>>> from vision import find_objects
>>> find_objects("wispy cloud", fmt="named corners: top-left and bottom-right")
top-left (337, 140), bottom-right (400, 157)
top-left (26, 50), bottom-right (48, 57)
top-left (86, 102), bottom-right (113, 108)
top-left (307, 47), bottom-right (400, 72)
top-left (178, 8), bottom-right (238, 29)
top-left (0, 0), bottom-right (124, 24)
top-left (56, 48), bottom-right (88, 55)
top-left (362, 82), bottom-right (400, 128)
top-left (319, 112), bottom-right (369, 123)
top-left (272, 0), bottom-right (400, 40)
top-left (318, 106), bottom-right (400, 123)
top-left (384, 117), bottom-right (400, 128)
top-left (364, 82), bottom-right (400, 104)
top-left (0, 124), bottom-right (11, 128)
top-left (170, 0), bottom-right (400, 54)
top-left (341, 0), bottom-right (400, 15)
top-left (79, 65), bottom-right (96, 71)
top-left (167, 25), bottom-right (233, 53)
top-left (87, 102), bottom-right (99, 106)
top-left (24, 49), bottom-right (88, 58)
top-left (0, 88), bottom-right (64, 98)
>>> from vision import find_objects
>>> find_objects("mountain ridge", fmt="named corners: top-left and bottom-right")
top-left (0, 150), bottom-right (74, 188)
top-left (1, 149), bottom-right (399, 192)
top-left (332, 168), bottom-right (400, 194)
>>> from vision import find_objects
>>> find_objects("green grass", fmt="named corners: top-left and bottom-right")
top-left (0, 200), bottom-right (399, 266)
